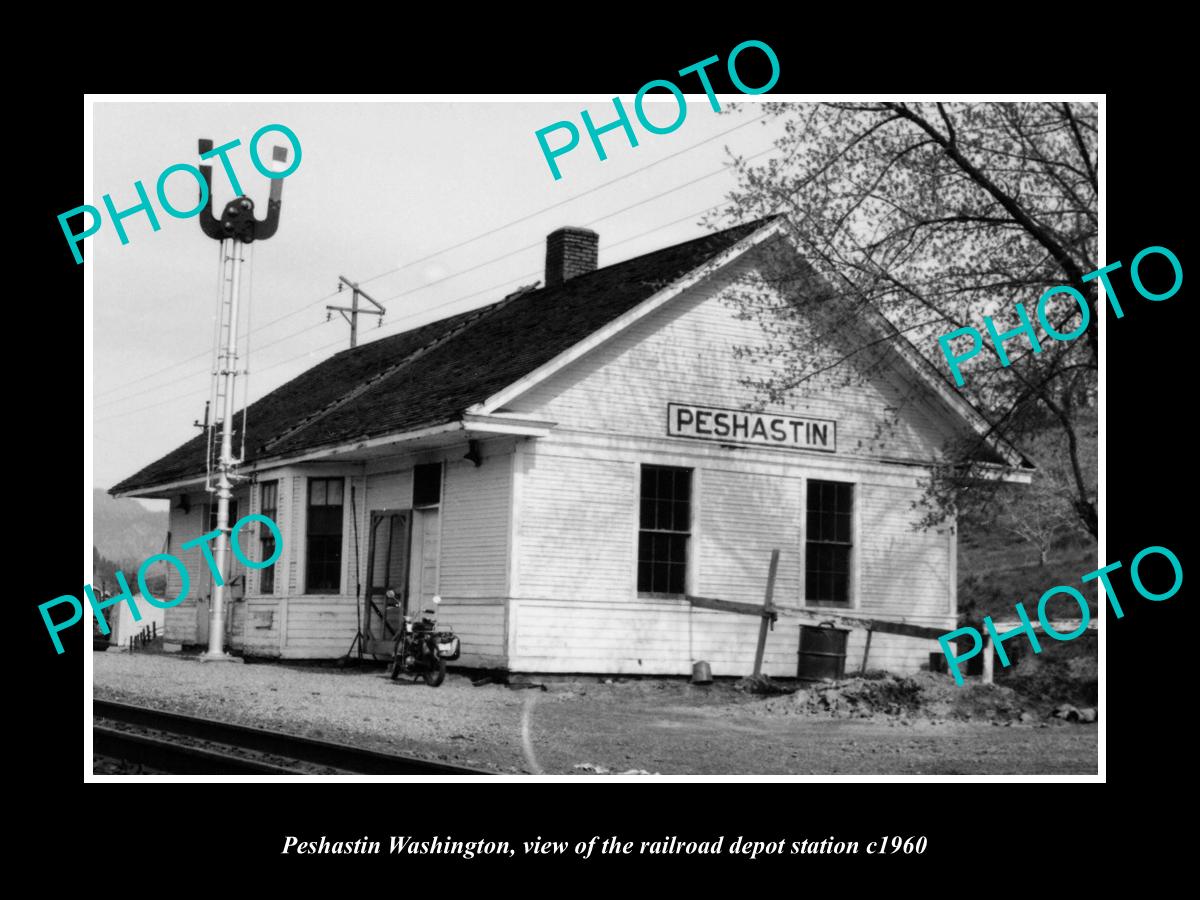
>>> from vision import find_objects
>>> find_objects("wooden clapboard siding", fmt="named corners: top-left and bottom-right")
top-left (436, 600), bottom-right (507, 667)
top-left (508, 600), bottom-right (685, 675)
top-left (362, 469), bottom-right (413, 511)
top-left (228, 601), bottom-right (244, 651)
top-left (516, 451), bottom-right (636, 602)
top-left (510, 254), bottom-right (959, 464)
top-left (508, 601), bottom-right (802, 676)
top-left (509, 441), bottom-right (953, 671)
top-left (161, 492), bottom-right (208, 646)
top-left (855, 479), bottom-right (953, 619)
top-left (440, 452), bottom-right (511, 598)
top-left (697, 468), bottom-right (802, 604)
top-left (240, 600), bottom-right (281, 656)
top-left (279, 596), bottom-right (359, 657)
top-left (498, 250), bottom-right (961, 677)
top-left (507, 599), bottom-right (948, 676)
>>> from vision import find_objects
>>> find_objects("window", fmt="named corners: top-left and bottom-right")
top-left (413, 462), bottom-right (442, 508)
top-left (259, 481), bottom-right (278, 594)
top-left (306, 477), bottom-right (344, 593)
top-left (207, 498), bottom-right (239, 533)
top-left (806, 480), bottom-right (853, 606)
top-left (638, 465), bottom-right (692, 595)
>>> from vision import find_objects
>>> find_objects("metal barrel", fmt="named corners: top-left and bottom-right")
top-left (691, 660), bottom-right (713, 684)
top-left (797, 625), bottom-right (848, 680)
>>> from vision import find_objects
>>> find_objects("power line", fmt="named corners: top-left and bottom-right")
top-left (375, 143), bottom-right (776, 306)
top-left (94, 198), bottom-right (748, 427)
top-left (93, 269), bottom-right (540, 424)
top-left (95, 114), bottom-right (769, 404)
top-left (95, 310), bottom-right (343, 411)
top-left (94, 286), bottom-right (342, 401)
top-left (355, 112), bottom-right (767, 288)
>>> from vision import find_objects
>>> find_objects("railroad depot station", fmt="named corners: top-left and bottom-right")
top-left (112, 216), bottom-right (1031, 677)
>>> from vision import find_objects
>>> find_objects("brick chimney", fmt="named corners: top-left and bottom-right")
top-left (545, 227), bottom-right (599, 287)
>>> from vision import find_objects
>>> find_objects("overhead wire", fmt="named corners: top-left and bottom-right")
top-left (96, 112), bottom-right (767, 403)
top-left (94, 283), bottom-right (343, 403)
top-left (354, 112), bottom-right (767, 288)
top-left (92, 190), bottom-right (751, 426)
top-left (95, 132), bottom-right (782, 424)
top-left (373, 143), bottom-right (775, 307)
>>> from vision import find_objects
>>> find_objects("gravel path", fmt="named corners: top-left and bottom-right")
top-left (94, 653), bottom-right (534, 772)
top-left (93, 653), bottom-right (1097, 775)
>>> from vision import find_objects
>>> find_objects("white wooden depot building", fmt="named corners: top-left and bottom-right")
top-left (112, 217), bottom-right (1030, 676)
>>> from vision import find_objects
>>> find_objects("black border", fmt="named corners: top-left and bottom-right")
top-left (30, 17), bottom-right (1198, 886)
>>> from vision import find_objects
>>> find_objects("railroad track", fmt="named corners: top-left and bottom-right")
top-left (94, 699), bottom-right (491, 775)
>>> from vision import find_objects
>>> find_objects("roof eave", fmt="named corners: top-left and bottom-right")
top-left (109, 414), bottom-right (558, 496)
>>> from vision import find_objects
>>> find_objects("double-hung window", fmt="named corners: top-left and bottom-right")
top-left (638, 465), bottom-right (692, 596)
top-left (806, 480), bottom-right (853, 607)
top-left (208, 499), bottom-right (238, 532)
top-left (258, 481), bottom-right (278, 594)
top-left (306, 477), bottom-right (344, 593)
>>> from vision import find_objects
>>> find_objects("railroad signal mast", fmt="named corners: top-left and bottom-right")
top-left (196, 138), bottom-right (287, 661)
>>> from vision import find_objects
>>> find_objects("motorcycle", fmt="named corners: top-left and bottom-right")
top-left (388, 592), bottom-right (460, 687)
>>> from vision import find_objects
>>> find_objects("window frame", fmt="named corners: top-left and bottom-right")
top-left (207, 498), bottom-right (239, 534)
top-left (412, 461), bottom-right (444, 510)
top-left (636, 463), bottom-right (694, 599)
top-left (258, 480), bottom-right (279, 596)
top-left (304, 475), bottom-right (346, 595)
top-left (802, 477), bottom-right (858, 609)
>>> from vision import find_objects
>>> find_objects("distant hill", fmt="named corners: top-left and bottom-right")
top-left (93, 488), bottom-right (169, 566)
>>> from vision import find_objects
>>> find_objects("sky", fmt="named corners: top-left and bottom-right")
top-left (90, 98), bottom-right (790, 499)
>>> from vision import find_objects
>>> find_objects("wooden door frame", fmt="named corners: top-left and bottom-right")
top-left (362, 509), bottom-right (414, 646)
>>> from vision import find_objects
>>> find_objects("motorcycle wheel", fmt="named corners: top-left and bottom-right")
top-left (390, 648), bottom-right (404, 681)
top-left (423, 656), bottom-right (447, 687)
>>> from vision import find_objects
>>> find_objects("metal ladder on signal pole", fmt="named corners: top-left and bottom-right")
top-left (194, 140), bottom-right (287, 661)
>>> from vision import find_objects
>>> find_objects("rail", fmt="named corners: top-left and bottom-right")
top-left (93, 699), bottom-right (492, 775)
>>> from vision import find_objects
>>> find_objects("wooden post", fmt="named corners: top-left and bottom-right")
top-left (861, 628), bottom-right (874, 675)
top-left (982, 631), bottom-right (994, 685)
top-left (752, 550), bottom-right (780, 678)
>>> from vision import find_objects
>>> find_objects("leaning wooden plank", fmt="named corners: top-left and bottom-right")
top-left (989, 619), bottom-right (1098, 632)
top-left (686, 596), bottom-right (1097, 642)
top-left (752, 550), bottom-right (781, 677)
top-left (686, 595), bottom-right (945, 641)
top-left (782, 607), bottom-right (950, 642)
top-left (686, 594), bottom-right (774, 617)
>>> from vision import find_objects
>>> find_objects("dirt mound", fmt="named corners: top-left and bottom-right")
top-left (734, 674), bottom-right (794, 695)
top-left (998, 643), bottom-right (1098, 709)
top-left (749, 671), bottom-right (1038, 722)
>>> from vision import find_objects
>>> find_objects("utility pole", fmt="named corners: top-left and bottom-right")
top-left (327, 276), bottom-right (385, 348)
top-left (195, 138), bottom-right (288, 662)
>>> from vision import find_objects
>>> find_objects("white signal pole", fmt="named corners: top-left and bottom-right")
top-left (204, 234), bottom-right (245, 660)
top-left (196, 140), bottom-right (286, 662)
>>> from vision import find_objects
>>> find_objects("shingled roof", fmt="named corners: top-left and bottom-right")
top-left (111, 217), bottom-right (778, 495)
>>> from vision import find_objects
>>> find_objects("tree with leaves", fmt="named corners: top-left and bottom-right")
top-left (716, 102), bottom-right (1099, 537)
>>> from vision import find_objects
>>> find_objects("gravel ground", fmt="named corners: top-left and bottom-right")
top-left (93, 653), bottom-right (1098, 775)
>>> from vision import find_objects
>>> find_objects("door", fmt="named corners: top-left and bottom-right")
top-left (408, 509), bottom-right (440, 615)
top-left (363, 510), bottom-right (411, 656)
